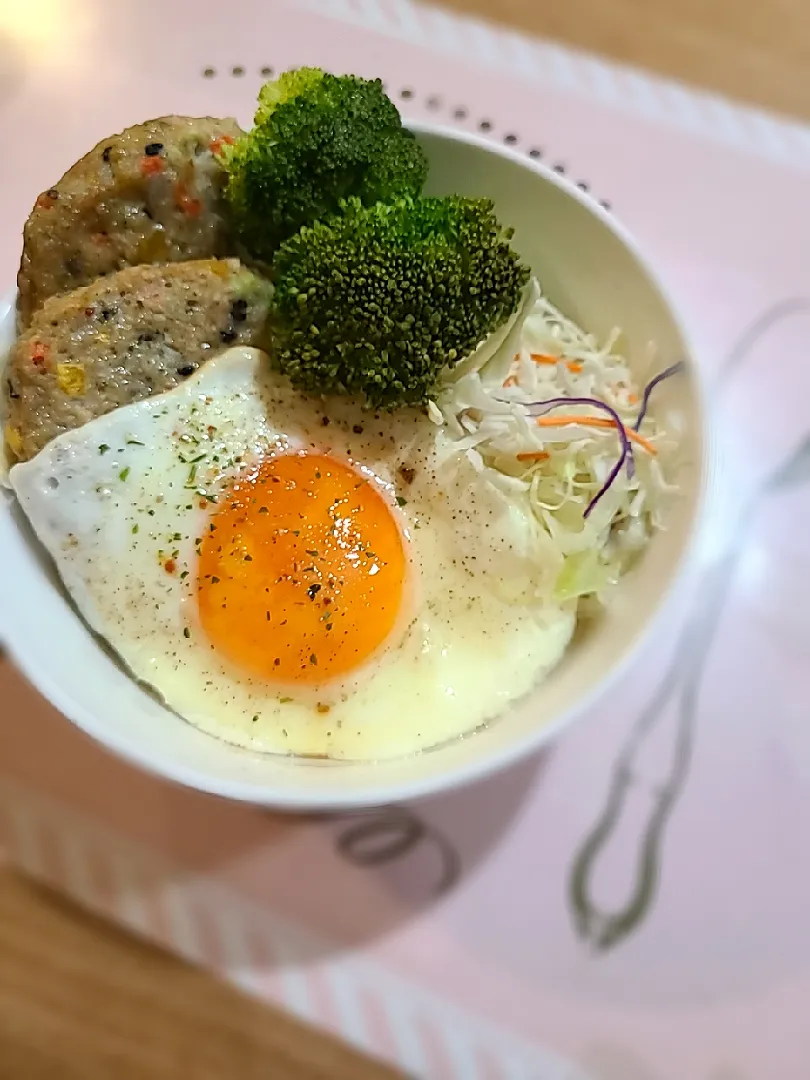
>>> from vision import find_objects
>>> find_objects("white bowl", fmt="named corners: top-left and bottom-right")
top-left (0, 123), bottom-right (707, 809)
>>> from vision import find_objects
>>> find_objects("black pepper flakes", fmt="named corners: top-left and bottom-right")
top-left (177, 364), bottom-right (196, 377)
top-left (230, 298), bottom-right (248, 322)
top-left (219, 327), bottom-right (237, 344)
top-left (144, 142), bottom-right (163, 156)
top-left (101, 146), bottom-right (112, 162)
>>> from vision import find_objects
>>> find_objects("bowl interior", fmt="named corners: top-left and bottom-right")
top-left (0, 127), bottom-right (704, 808)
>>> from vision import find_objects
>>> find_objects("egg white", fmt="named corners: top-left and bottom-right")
top-left (11, 347), bottom-right (574, 760)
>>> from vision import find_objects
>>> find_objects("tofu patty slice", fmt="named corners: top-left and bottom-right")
top-left (17, 116), bottom-right (243, 329)
top-left (5, 259), bottom-right (273, 465)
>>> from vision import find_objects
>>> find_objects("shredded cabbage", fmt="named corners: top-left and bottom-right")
top-left (431, 278), bottom-right (680, 606)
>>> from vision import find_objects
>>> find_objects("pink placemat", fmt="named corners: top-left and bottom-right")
top-left (3, 1), bottom-right (810, 1077)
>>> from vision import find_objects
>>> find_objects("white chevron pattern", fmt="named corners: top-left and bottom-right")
top-left (299, 0), bottom-right (810, 167)
top-left (0, 776), bottom-right (594, 1080)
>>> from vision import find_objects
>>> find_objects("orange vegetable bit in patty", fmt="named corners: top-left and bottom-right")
top-left (209, 133), bottom-right (236, 156)
top-left (35, 188), bottom-right (59, 210)
top-left (140, 155), bottom-right (164, 177)
top-left (174, 181), bottom-right (202, 216)
top-left (29, 340), bottom-right (49, 369)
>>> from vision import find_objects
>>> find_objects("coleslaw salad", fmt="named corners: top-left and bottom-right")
top-left (431, 279), bottom-right (683, 606)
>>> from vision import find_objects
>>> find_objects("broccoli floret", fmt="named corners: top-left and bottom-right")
top-left (270, 196), bottom-right (530, 409)
top-left (223, 68), bottom-right (428, 261)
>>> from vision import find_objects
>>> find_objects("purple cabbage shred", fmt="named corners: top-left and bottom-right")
top-left (634, 361), bottom-right (685, 429)
top-left (514, 361), bottom-right (684, 521)
top-left (524, 397), bottom-right (631, 518)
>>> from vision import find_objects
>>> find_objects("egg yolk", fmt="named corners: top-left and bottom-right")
top-left (196, 453), bottom-right (407, 685)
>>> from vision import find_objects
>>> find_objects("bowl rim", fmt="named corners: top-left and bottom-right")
top-left (0, 121), bottom-right (711, 809)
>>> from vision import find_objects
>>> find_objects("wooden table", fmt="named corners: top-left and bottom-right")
top-left (442, 0), bottom-right (810, 121)
top-left (3, 1), bottom-right (810, 1077)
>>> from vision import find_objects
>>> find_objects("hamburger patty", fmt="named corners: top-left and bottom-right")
top-left (5, 259), bottom-right (272, 463)
top-left (17, 116), bottom-right (242, 328)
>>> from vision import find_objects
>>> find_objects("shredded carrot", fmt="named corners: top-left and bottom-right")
top-left (535, 414), bottom-right (657, 455)
top-left (611, 384), bottom-right (638, 405)
top-left (516, 450), bottom-right (550, 462)
top-left (504, 355), bottom-right (582, 384)
top-left (530, 352), bottom-right (583, 374)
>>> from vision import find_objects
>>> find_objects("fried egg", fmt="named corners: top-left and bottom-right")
top-left (10, 348), bottom-right (574, 760)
